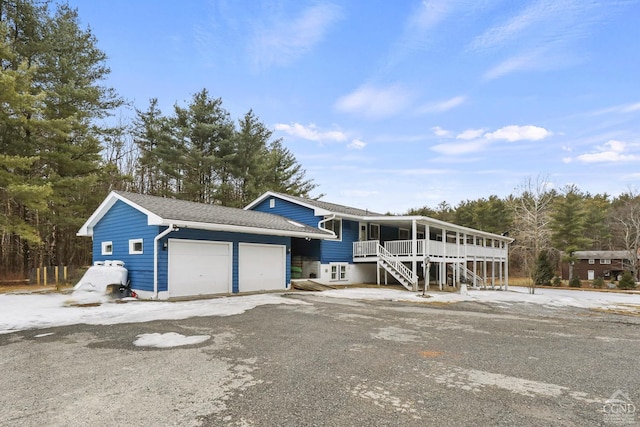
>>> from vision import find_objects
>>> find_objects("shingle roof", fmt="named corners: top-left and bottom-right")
top-left (271, 192), bottom-right (384, 217)
top-left (574, 250), bottom-right (636, 260)
top-left (115, 191), bottom-right (332, 237)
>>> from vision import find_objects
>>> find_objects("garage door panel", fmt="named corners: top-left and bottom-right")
top-left (169, 240), bottom-right (231, 297)
top-left (239, 243), bottom-right (286, 292)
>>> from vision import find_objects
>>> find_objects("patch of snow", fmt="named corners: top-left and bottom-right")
top-left (34, 332), bottom-right (54, 338)
top-left (318, 286), bottom-right (640, 311)
top-left (133, 332), bottom-right (210, 348)
top-left (2, 286), bottom-right (638, 335)
top-left (0, 293), bottom-right (309, 334)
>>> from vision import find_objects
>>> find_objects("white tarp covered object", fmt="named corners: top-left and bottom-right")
top-left (71, 261), bottom-right (129, 304)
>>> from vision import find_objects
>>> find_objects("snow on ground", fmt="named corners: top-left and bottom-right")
top-left (133, 332), bottom-right (211, 348)
top-left (0, 293), bottom-right (309, 335)
top-left (1, 286), bottom-right (639, 335)
top-left (319, 286), bottom-right (640, 312)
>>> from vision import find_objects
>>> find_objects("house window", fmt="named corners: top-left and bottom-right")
top-left (269, 198), bottom-right (275, 208)
top-left (370, 224), bottom-right (380, 240)
top-left (323, 218), bottom-right (342, 240)
top-left (399, 228), bottom-right (410, 240)
top-left (588, 259), bottom-right (595, 264)
top-left (417, 231), bottom-right (425, 239)
top-left (330, 263), bottom-right (347, 281)
top-left (101, 241), bottom-right (113, 255)
top-left (129, 239), bottom-right (144, 254)
top-left (600, 259), bottom-right (611, 265)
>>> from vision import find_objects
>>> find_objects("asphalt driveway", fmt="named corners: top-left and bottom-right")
top-left (1, 293), bottom-right (638, 426)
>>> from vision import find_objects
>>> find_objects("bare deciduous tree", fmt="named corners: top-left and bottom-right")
top-left (509, 176), bottom-right (556, 294)
top-left (608, 190), bottom-right (640, 281)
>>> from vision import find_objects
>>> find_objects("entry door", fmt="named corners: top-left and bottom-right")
top-left (359, 223), bottom-right (367, 241)
top-left (587, 270), bottom-right (595, 280)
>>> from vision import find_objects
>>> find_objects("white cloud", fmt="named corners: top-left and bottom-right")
top-left (431, 139), bottom-right (489, 156)
top-left (432, 126), bottom-right (452, 137)
top-left (334, 84), bottom-right (413, 118)
top-left (274, 123), bottom-right (347, 143)
top-left (251, 3), bottom-right (342, 69)
top-left (484, 125), bottom-right (551, 142)
top-left (576, 140), bottom-right (640, 163)
top-left (456, 128), bottom-right (485, 140)
top-left (591, 102), bottom-right (640, 115)
top-left (348, 139), bottom-right (367, 150)
top-left (623, 103), bottom-right (640, 113)
top-left (417, 95), bottom-right (467, 114)
top-left (483, 48), bottom-right (550, 80)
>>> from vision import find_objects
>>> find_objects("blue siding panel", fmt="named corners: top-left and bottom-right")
top-left (320, 219), bottom-right (358, 263)
top-left (92, 200), bottom-right (158, 292)
top-left (92, 200), bottom-right (291, 294)
top-left (250, 196), bottom-right (362, 264)
top-left (251, 197), bottom-right (318, 227)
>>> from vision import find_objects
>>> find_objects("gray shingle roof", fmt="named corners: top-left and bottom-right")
top-left (271, 192), bottom-right (383, 217)
top-left (115, 191), bottom-right (332, 237)
top-left (574, 250), bottom-right (636, 260)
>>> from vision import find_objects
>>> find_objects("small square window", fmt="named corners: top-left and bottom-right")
top-left (101, 241), bottom-right (113, 255)
top-left (129, 239), bottom-right (144, 254)
top-left (588, 259), bottom-right (595, 264)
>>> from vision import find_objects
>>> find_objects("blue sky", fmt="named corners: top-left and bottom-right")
top-left (68, 0), bottom-right (640, 214)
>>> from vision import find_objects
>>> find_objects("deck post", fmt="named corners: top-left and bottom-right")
top-left (504, 253), bottom-right (509, 290)
top-left (411, 219), bottom-right (417, 291)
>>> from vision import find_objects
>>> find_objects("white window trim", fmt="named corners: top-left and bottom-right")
top-left (588, 259), bottom-right (595, 264)
top-left (129, 238), bottom-right (144, 255)
top-left (399, 228), bottom-right (410, 240)
top-left (329, 262), bottom-right (348, 282)
top-left (269, 198), bottom-right (275, 208)
top-left (101, 241), bottom-right (113, 256)
top-left (600, 259), bottom-right (611, 265)
top-left (323, 217), bottom-right (343, 242)
top-left (370, 224), bottom-right (380, 240)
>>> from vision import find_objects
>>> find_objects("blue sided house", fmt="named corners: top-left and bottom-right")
top-left (79, 190), bottom-right (513, 299)
top-left (77, 191), bottom-right (333, 300)
top-left (246, 192), bottom-right (514, 291)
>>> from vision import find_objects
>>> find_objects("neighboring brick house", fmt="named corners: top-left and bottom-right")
top-left (561, 250), bottom-right (639, 281)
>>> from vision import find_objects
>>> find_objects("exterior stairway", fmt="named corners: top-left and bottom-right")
top-left (377, 244), bottom-right (417, 291)
top-left (450, 263), bottom-right (485, 287)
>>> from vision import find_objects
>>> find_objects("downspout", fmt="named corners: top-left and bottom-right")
top-left (318, 214), bottom-right (335, 233)
top-left (154, 224), bottom-right (178, 300)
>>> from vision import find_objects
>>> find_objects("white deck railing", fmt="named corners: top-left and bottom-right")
top-left (353, 239), bottom-right (507, 260)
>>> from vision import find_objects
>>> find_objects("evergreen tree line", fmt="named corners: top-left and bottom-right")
top-left (0, 0), bottom-right (314, 277)
top-left (407, 177), bottom-right (640, 286)
top-left (124, 92), bottom-right (314, 207)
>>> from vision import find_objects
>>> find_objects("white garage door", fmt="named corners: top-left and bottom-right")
top-left (169, 239), bottom-right (231, 297)
top-left (238, 243), bottom-right (286, 292)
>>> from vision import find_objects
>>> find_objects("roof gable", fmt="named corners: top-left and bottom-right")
top-left (78, 191), bottom-right (334, 239)
top-left (245, 191), bottom-right (383, 217)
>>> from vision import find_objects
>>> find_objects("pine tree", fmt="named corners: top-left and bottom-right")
top-left (0, 0), bottom-right (122, 274)
top-left (618, 271), bottom-right (635, 290)
top-left (550, 186), bottom-right (591, 280)
top-left (533, 250), bottom-right (554, 285)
